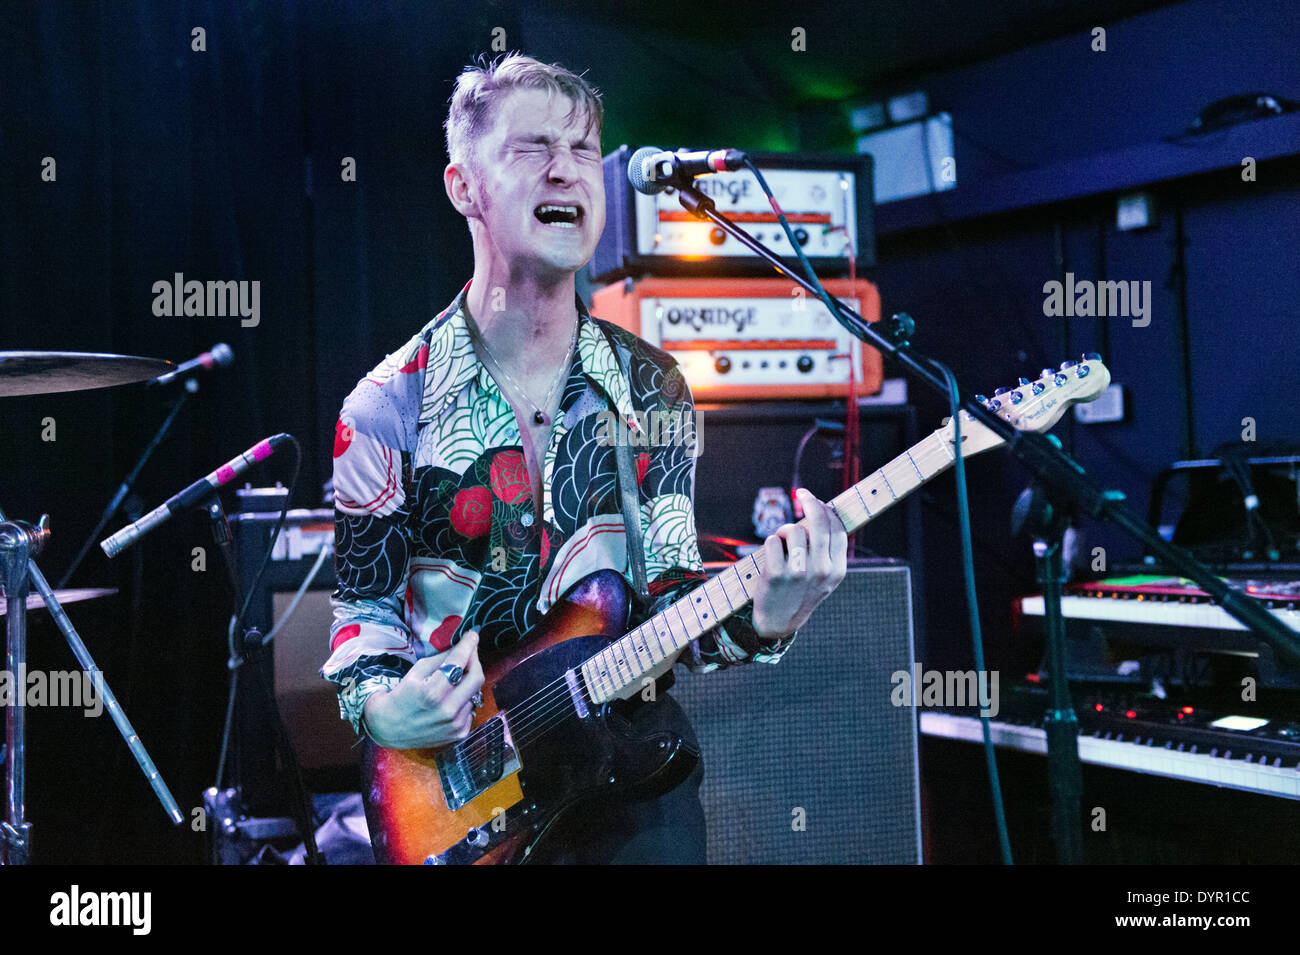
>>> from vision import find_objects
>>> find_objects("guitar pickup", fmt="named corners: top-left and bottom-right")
top-left (436, 714), bottom-right (522, 811)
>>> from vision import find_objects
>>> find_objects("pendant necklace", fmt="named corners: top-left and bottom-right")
top-left (465, 307), bottom-right (578, 426)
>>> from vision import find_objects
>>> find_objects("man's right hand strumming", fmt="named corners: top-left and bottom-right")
top-left (362, 631), bottom-right (485, 750)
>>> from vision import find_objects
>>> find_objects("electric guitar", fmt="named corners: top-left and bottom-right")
top-left (363, 355), bottom-right (1111, 864)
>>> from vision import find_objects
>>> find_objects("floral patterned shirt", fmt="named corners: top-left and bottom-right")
top-left (322, 283), bottom-right (794, 734)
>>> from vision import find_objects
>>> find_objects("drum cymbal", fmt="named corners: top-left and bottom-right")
top-left (0, 587), bottom-right (118, 616)
top-left (0, 352), bottom-right (174, 397)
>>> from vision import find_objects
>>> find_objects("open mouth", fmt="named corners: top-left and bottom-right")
top-left (534, 203), bottom-right (583, 229)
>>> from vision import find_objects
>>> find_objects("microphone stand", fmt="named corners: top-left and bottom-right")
top-left (58, 381), bottom-right (197, 588)
top-left (1012, 482), bottom-right (1083, 863)
top-left (670, 179), bottom-right (1300, 858)
top-left (204, 496), bottom-right (322, 865)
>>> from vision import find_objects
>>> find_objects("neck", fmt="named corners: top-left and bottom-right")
top-left (464, 262), bottom-right (579, 368)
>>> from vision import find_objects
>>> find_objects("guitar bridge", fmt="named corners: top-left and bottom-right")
top-left (436, 714), bottom-right (521, 811)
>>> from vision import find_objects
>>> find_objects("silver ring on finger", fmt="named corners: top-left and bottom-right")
top-left (787, 547), bottom-right (807, 573)
top-left (439, 663), bottom-right (465, 687)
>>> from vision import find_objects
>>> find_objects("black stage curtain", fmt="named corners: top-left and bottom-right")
top-left (0, 0), bottom-right (507, 863)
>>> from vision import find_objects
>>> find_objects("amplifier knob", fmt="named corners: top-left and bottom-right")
top-left (794, 227), bottom-right (809, 246)
top-left (797, 355), bottom-right (814, 373)
top-left (715, 356), bottom-right (732, 374)
top-left (709, 227), bottom-right (727, 246)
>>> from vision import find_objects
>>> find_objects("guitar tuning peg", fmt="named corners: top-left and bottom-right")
top-left (988, 398), bottom-right (1001, 410)
top-left (993, 387), bottom-right (1008, 396)
top-left (1040, 368), bottom-right (1054, 380)
top-left (1059, 360), bottom-right (1077, 371)
top-left (1009, 390), bottom-right (1024, 404)
top-left (1082, 352), bottom-right (1101, 361)
top-left (974, 393), bottom-right (988, 404)
top-left (1018, 377), bottom-right (1030, 386)
top-left (1054, 373), bottom-right (1067, 387)
top-left (1076, 364), bottom-right (1091, 378)
top-left (1031, 381), bottom-right (1045, 394)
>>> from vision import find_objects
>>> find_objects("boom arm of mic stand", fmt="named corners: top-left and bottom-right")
top-left (671, 183), bottom-right (1300, 663)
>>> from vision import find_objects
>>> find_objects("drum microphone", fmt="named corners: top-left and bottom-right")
top-left (627, 146), bottom-right (749, 196)
top-left (148, 343), bottom-right (234, 387)
top-left (101, 433), bottom-right (292, 558)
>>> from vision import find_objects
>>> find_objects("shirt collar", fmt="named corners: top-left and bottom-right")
top-left (425, 283), bottom-right (638, 429)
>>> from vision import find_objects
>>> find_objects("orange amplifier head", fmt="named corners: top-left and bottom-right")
top-left (591, 277), bottom-right (882, 401)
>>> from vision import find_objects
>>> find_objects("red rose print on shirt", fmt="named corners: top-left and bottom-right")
top-left (490, 450), bottom-right (530, 505)
top-left (449, 486), bottom-right (492, 538)
top-left (330, 623), bottom-right (361, 652)
top-left (428, 614), bottom-right (463, 652)
top-left (636, 451), bottom-right (650, 487)
top-left (333, 418), bottom-right (355, 458)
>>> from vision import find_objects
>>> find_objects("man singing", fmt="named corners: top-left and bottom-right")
top-left (322, 53), bottom-right (847, 863)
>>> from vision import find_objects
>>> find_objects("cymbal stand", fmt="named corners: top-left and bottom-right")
top-left (0, 504), bottom-right (183, 864)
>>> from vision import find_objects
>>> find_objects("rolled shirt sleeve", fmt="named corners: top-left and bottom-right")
top-left (321, 364), bottom-right (423, 735)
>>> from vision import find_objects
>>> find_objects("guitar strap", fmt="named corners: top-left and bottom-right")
top-left (596, 321), bottom-right (650, 605)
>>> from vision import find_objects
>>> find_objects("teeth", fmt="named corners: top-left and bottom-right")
top-left (536, 203), bottom-right (581, 229)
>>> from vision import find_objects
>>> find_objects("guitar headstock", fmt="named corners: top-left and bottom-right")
top-left (941, 354), bottom-right (1112, 455)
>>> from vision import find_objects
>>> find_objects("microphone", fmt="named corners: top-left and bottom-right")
top-left (148, 343), bottom-right (234, 387)
top-left (101, 433), bottom-right (292, 558)
top-left (627, 146), bottom-right (749, 196)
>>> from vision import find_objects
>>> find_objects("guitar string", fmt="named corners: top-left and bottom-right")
top-left (411, 375), bottom-right (1086, 791)
top-left (450, 551), bottom-right (774, 764)
top-left (451, 383), bottom-right (1082, 769)
top-left (452, 443), bottom-right (953, 777)
top-left (450, 566), bottom-right (765, 772)
top-left (449, 437), bottom-right (958, 775)
top-left (453, 532), bottom-right (834, 772)
top-left (449, 439), bottom-right (957, 776)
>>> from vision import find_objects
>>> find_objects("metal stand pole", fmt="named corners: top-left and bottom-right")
top-left (0, 516), bottom-right (46, 864)
top-left (0, 504), bottom-right (183, 863)
top-left (1013, 482), bottom-right (1084, 863)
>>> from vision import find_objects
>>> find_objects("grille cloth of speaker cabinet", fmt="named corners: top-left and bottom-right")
top-left (671, 560), bottom-right (920, 864)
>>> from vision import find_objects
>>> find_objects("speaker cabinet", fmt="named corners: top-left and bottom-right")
top-left (273, 590), bottom-right (362, 775)
top-left (672, 558), bottom-right (921, 863)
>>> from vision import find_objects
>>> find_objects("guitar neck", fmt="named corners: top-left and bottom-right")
top-left (580, 416), bottom-right (1002, 704)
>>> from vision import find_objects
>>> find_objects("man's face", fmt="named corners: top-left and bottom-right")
top-left (459, 87), bottom-right (605, 279)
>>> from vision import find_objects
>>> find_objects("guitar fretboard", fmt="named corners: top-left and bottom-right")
top-left (580, 424), bottom-right (974, 703)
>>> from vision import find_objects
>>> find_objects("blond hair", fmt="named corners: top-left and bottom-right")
top-left (444, 52), bottom-right (604, 171)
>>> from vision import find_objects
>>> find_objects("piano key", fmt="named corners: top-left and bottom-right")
top-left (920, 712), bottom-right (1300, 800)
top-left (1019, 594), bottom-right (1300, 632)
